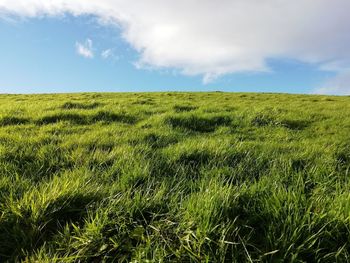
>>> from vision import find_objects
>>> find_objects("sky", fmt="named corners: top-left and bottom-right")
top-left (0, 0), bottom-right (349, 95)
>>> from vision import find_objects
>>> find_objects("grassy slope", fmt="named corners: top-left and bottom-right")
top-left (0, 92), bottom-right (349, 262)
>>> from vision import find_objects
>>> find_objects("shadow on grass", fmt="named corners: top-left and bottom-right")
top-left (91, 111), bottom-right (137, 124)
top-left (280, 119), bottom-right (310, 130)
top-left (132, 99), bottom-right (155, 105)
top-left (335, 145), bottom-right (350, 172)
top-left (165, 115), bottom-right (232, 132)
top-left (251, 114), bottom-right (277, 127)
top-left (140, 133), bottom-right (178, 149)
top-left (36, 111), bottom-right (137, 125)
top-left (173, 105), bottom-right (198, 112)
top-left (229, 191), bottom-right (350, 262)
top-left (0, 145), bottom-right (74, 182)
top-left (177, 150), bottom-right (212, 168)
top-left (37, 113), bottom-right (88, 125)
top-left (252, 114), bottom-right (310, 130)
top-left (224, 150), bottom-right (271, 183)
top-left (0, 116), bottom-right (30, 126)
top-left (291, 158), bottom-right (309, 172)
top-left (0, 192), bottom-right (100, 261)
top-left (60, 101), bottom-right (102, 110)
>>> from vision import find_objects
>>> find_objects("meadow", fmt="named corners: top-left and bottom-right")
top-left (0, 92), bottom-right (349, 262)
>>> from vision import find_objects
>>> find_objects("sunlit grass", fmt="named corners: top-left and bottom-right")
top-left (0, 92), bottom-right (349, 262)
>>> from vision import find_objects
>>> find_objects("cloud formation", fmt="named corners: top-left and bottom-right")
top-left (76, 39), bottom-right (94, 58)
top-left (101, 49), bottom-right (112, 59)
top-left (315, 70), bottom-right (350, 95)
top-left (1, 0), bottom-right (350, 85)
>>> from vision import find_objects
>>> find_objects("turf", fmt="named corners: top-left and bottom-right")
top-left (0, 92), bottom-right (349, 262)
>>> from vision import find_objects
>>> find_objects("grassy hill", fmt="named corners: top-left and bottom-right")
top-left (0, 92), bottom-right (349, 262)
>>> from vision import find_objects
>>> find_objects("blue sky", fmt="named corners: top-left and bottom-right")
top-left (0, 1), bottom-right (349, 94)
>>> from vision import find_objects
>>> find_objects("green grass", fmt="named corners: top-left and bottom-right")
top-left (0, 92), bottom-right (349, 262)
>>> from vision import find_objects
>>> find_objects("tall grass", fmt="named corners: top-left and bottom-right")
top-left (0, 92), bottom-right (349, 262)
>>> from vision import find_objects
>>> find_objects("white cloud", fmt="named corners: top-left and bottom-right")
top-left (76, 38), bottom-right (94, 58)
top-left (101, 49), bottom-right (120, 61)
top-left (314, 70), bottom-right (350, 95)
top-left (101, 49), bottom-right (112, 59)
top-left (1, 0), bottom-right (350, 83)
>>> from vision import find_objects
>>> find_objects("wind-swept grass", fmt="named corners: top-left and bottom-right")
top-left (0, 92), bottom-right (349, 262)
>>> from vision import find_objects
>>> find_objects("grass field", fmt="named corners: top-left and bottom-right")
top-left (0, 92), bottom-right (349, 262)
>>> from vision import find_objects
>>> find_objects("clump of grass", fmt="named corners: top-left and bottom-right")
top-left (165, 114), bottom-right (232, 132)
top-left (36, 113), bottom-right (88, 125)
top-left (0, 143), bottom-right (74, 181)
top-left (173, 105), bottom-right (198, 112)
top-left (36, 111), bottom-right (137, 125)
top-left (61, 101), bottom-right (101, 110)
top-left (0, 170), bottom-right (101, 261)
top-left (280, 119), bottom-right (310, 130)
top-left (176, 149), bottom-right (213, 169)
top-left (335, 144), bottom-right (350, 173)
top-left (251, 113), bottom-right (279, 127)
top-left (252, 111), bottom-right (310, 130)
top-left (0, 116), bottom-right (30, 126)
top-left (92, 111), bottom-right (137, 124)
top-left (132, 98), bottom-right (155, 105)
top-left (141, 133), bottom-right (178, 148)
